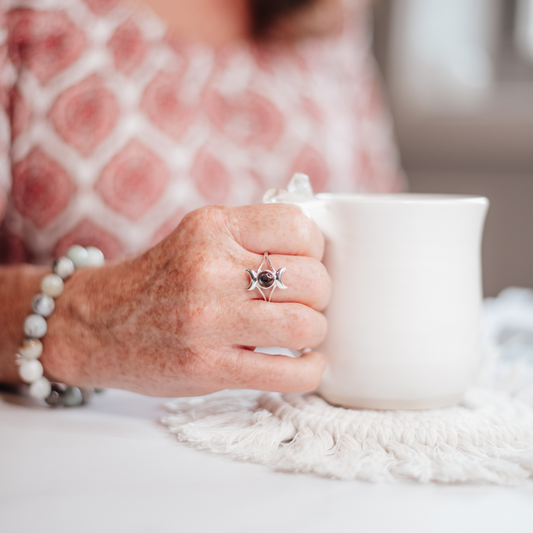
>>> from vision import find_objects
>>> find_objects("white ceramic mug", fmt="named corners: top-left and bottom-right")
top-left (265, 177), bottom-right (489, 410)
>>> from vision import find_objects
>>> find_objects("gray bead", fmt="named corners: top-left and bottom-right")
top-left (23, 314), bottom-right (47, 338)
top-left (32, 293), bottom-right (55, 318)
top-left (44, 383), bottom-right (67, 407)
top-left (62, 387), bottom-right (84, 407)
top-left (53, 256), bottom-right (75, 280)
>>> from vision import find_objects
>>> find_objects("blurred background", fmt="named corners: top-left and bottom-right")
top-left (371, 0), bottom-right (533, 297)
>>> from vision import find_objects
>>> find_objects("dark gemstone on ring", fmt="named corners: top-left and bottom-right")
top-left (258, 270), bottom-right (275, 288)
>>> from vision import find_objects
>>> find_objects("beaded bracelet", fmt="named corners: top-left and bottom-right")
top-left (16, 245), bottom-right (105, 407)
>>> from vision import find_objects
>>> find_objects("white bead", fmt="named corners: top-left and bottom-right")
top-left (29, 377), bottom-right (52, 399)
top-left (19, 338), bottom-right (43, 359)
top-left (85, 246), bottom-right (105, 267)
top-left (18, 359), bottom-right (44, 383)
top-left (32, 293), bottom-right (55, 317)
top-left (67, 245), bottom-right (89, 268)
top-left (23, 314), bottom-right (47, 338)
top-left (53, 256), bottom-right (75, 280)
top-left (41, 274), bottom-right (64, 298)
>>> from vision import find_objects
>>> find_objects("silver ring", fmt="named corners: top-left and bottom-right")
top-left (246, 252), bottom-right (288, 302)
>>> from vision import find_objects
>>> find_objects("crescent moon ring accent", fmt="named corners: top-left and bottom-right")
top-left (246, 252), bottom-right (288, 302)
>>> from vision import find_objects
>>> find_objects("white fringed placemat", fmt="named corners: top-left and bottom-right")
top-left (162, 288), bottom-right (533, 484)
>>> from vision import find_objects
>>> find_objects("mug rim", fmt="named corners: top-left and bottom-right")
top-left (315, 192), bottom-right (489, 205)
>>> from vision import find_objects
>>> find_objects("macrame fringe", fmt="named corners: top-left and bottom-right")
top-left (163, 388), bottom-right (533, 485)
top-left (163, 289), bottom-right (533, 485)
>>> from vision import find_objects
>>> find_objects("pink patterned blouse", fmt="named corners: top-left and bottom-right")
top-left (0, 0), bottom-right (403, 265)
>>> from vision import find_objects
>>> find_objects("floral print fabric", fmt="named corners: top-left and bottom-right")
top-left (0, 0), bottom-right (403, 264)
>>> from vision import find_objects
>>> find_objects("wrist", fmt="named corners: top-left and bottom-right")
top-left (42, 265), bottom-right (103, 387)
top-left (42, 255), bottom-right (145, 389)
top-left (9, 246), bottom-right (110, 405)
top-left (0, 264), bottom-right (48, 384)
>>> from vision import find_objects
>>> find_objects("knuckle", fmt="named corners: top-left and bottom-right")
top-left (179, 206), bottom-right (226, 237)
top-left (309, 260), bottom-right (331, 309)
top-left (307, 259), bottom-right (328, 286)
top-left (286, 308), bottom-right (316, 349)
top-left (224, 209), bottom-right (245, 246)
top-left (291, 207), bottom-right (312, 243)
top-left (291, 208), bottom-right (323, 258)
top-left (310, 370), bottom-right (323, 390)
top-left (300, 368), bottom-right (323, 393)
top-left (178, 207), bottom-right (205, 234)
top-left (315, 314), bottom-right (328, 345)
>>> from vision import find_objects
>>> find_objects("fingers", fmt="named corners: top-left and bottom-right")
top-left (221, 349), bottom-right (326, 393)
top-left (229, 301), bottom-right (328, 350)
top-left (242, 253), bottom-right (331, 310)
top-left (225, 204), bottom-right (324, 261)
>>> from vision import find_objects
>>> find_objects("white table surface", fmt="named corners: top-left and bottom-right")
top-left (1, 388), bottom-right (532, 533)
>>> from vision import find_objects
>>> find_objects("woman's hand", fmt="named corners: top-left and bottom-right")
top-left (43, 204), bottom-right (331, 397)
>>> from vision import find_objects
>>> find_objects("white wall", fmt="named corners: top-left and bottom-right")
top-left (373, 0), bottom-right (533, 296)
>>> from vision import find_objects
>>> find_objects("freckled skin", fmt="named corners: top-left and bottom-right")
top-left (37, 204), bottom-right (331, 397)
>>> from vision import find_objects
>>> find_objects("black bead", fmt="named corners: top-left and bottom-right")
top-left (45, 390), bottom-right (63, 407)
top-left (45, 383), bottom-right (68, 407)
